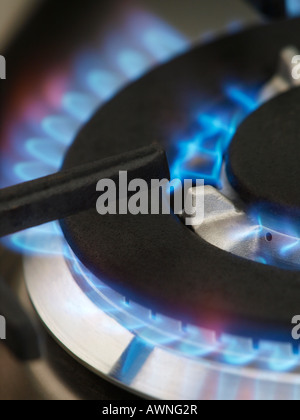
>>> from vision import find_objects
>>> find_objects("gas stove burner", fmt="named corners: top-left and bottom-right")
top-left (227, 86), bottom-right (300, 219)
top-left (10, 15), bottom-right (300, 400)
top-left (60, 17), bottom-right (300, 344)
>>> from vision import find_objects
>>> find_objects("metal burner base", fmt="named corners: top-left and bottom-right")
top-left (23, 251), bottom-right (300, 400)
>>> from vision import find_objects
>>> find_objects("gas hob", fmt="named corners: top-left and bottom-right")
top-left (1, 0), bottom-right (300, 401)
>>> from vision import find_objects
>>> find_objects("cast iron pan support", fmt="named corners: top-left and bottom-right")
top-left (0, 144), bottom-right (169, 360)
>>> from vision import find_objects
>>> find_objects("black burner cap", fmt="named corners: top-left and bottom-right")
top-left (227, 87), bottom-right (300, 218)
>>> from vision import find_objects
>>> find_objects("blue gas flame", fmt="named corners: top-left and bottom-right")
top-left (170, 82), bottom-right (260, 188)
top-left (286, 0), bottom-right (300, 16)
